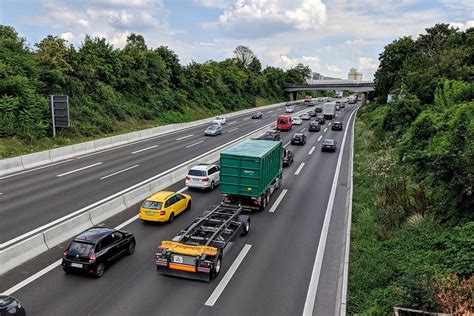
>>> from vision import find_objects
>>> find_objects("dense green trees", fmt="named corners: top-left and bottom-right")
top-left (0, 26), bottom-right (306, 153)
top-left (350, 24), bottom-right (473, 314)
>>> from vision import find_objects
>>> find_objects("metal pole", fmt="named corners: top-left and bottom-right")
top-left (50, 95), bottom-right (56, 138)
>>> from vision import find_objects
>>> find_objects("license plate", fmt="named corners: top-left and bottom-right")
top-left (71, 263), bottom-right (83, 268)
top-left (146, 211), bottom-right (154, 216)
top-left (173, 255), bottom-right (183, 264)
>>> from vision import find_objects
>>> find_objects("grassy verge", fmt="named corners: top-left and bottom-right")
top-left (348, 107), bottom-right (473, 314)
top-left (0, 98), bottom-right (281, 159)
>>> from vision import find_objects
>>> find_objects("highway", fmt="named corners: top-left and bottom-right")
top-left (0, 102), bottom-right (310, 244)
top-left (0, 102), bottom-right (358, 315)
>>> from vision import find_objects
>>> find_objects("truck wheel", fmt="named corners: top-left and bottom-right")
top-left (241, 219), bottom-right (250, 236)
top-left (211, 255), bottom-right (222, 278)
top-left (260, 195), bottom-right (267, 211)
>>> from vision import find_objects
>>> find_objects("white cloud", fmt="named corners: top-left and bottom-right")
top-left (78, 19), bottom-right (90, 27)
top-left (302, 56), bottom-right (320, 63)
top-left (345, 39), bottom-right (368, 46)
top-left (358, 57), bottom-right (378, 70)
top-left (449, 20), bottom-right (474, 31)
top-left (193, 0), bottom-right (232, 9)
top-left (60, 32), bottom-right (74, 42)
top-left (218, 0), bottom-right (327, 38)
top-left (326, 64), bottom-right (342, 73)
top-left (199, 42), bottom-right (217, 46)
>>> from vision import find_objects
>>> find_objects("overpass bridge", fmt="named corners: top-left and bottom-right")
top-left (284, 80), bottom-right (375, 104)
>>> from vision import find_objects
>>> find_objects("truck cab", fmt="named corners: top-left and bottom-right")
top-left (276, 115), bottom-right (292, 131)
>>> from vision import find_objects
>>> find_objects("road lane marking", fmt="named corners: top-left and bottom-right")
top-left (294, 162), bottom-right (305, 175)
top-left (0, 159), bottom-right (75, 180)
top-left (303, 107), bottom-right (357, 316)
top-left (283, 141), bottom-right (291, 148)
top-left (267, 110), bottom-right (274, 113)
top-left (177, 187), bottom-right (188, 193)
top-left (300, 128), bottom-right (306, 132)
top-left (328, 122), bottom-right (332, 126)
top-left (323, 128), bottom-right (328, 133)
top-left (205, 244), bottom-right (252, 306)
top-left (317, 135), bottom-right (323, 142)
top-left (243, 117), bottom-right (251, 120)
top-left (228, 121), bottom-right (237, 125)
top-left (100, 165), bottom-right (139, 180)
top-left (131, 145), bottom-right (158, 154)
top-left (308, 146), bottom-right (316, 155)
top-left (268, 189), bottom-right (288, 213)
top-left (56, 162), bottom-right (103, 177)
top-left (227, 128), bottom-right (239, 133)
top-left (176, 134), bottom-right (194, 141)
top-left (185, 140), bottom-right (204, 148)
top-left (254, 120), bottom-right (260, 123)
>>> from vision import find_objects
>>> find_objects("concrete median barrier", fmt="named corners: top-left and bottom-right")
top-left (49, 146), bottom-right (75, 161)
top-left (0, 157), bottom-right (24, 177)
top-left (123, 185), bottom-right (152, 209)
top-left (21, 151), bottom-right (51, 170)
top-left (0, 234), bottom-right (49, 275)
top-left (72, 142), bottom-right (96, 156)
top-left (43, 212), bottom-right (94, 249)
top-left (92, 137), bottom-right (114, 150)
top-left (89, 198), bottom-right (127, 225)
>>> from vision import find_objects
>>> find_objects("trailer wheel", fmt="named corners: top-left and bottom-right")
top-left (260, 194), bottom-right (267, 211)
top-left (212, 255), bottom-right (222, 278)
top-left (241, 219), bottom-right (250, 236)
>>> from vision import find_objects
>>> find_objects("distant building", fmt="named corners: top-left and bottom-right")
top-left (348, 68), bottom-right (363, 80)
top-left (312, 72), bottom-right (324, 80)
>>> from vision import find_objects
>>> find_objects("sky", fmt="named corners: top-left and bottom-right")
top-left (1, 0), bottom-right (473, 80)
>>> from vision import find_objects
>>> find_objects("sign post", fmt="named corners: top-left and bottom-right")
top-left (50, 95), bottom-right (70, 137)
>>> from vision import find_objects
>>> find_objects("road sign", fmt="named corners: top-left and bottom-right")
top-left (50, 95), bottom-right (70, 137)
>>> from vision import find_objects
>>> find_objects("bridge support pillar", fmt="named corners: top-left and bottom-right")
top-left (289, 91), bottom-right (297, 101)
top-left (361, 92), bottom-right (368, 105)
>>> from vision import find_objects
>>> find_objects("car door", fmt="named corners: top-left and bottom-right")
top-left (173, 194), bottom-right (186, 214)
top-left (164, 196), bottom-right (175, 218)
top-left (98, 234), bottom-right (119, 265)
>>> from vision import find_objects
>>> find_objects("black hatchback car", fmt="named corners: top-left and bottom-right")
top-left (252, 111), bottom-right (263, 119)
top-left (332, 121), bottom-right (343, 131)
top-left (62, 227), bottom-right (136, 278)
top-left (291, 133), bottom-right (306, 145)
top-left (321, 139), bottom-right (337, 152)
top-left (317, 114), bottom-right (326, 125)
top-left (309, 120), bottom-right (321, 132)
top-left (282, 149), bottom-right (294, 167)
top-left (315, 106), bottom-right (323, 113)
top-left (0, 296), bottom-right (25, 316)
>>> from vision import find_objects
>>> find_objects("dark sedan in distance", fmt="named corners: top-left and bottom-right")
top-left (62, 227), bottom-right (136, 278)
top-left (315, 106), bottom-right (323, 113)
top-left (321, 139), bottom-right (337, 152)
top-left (316, 114), bottom-right (326, 125)
top-left (291, 133), bottom-right (306, 145)
top-left (332, 121), bottom-right (343, 131)
top-left (309, 120), bottom-right (321, 132)
top-left (252, 111), bottom-right (263, 119)
top-left (0, 296), bottom-right (26, 316)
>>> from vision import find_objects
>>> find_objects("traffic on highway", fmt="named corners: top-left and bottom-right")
top-left (1, 98), bottom-right (359, 315)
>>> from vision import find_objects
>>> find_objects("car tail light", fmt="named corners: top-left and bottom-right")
top-left (160, 211), bottom-right (166, 215)
top-left (156, 253), bottom-right (168, 266)
top-left (89, 253), bottom-right (96, 263)
top-left (63, 250), bottom-right (68, 259)
top-left (185, 176), bottom-right (190, 181)
top-left (201, 177), bottom-right (209, 182)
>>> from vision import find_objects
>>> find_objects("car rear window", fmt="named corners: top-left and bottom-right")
top-left (278, 119), bottom-right (288, 124)
top-left (69, 242), bottom-right (95, 255)
top-left (323, 140), bottom-right (334, 145)
top-left (142, 200), bottom-right (162, 209)
top-left (188, 170), bottom-right (206, 176)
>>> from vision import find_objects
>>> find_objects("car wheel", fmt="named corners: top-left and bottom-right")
top-left (185, 200), bottom-right (192, 211)
top-left (94, 263), bottom-right (106, 278)
top-left (211, 255), bottom-right (222, 279)
top-left (63, 267), bottom-right (70, 274)
top-left (210, 181), bottom-right (215, 191)
top-left (168, 212), bottom-right (175, 223)
top-left (127, 241), bottom-right (136, 255)
top-left (241, 219), bottom-right (250, 236)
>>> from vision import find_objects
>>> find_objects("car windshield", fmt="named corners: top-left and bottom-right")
top-left (142, 200), bottom-right (162, 210)
top-left (293, 134), bottom-right (302, 138)
top-left (323, 140), bottom-right (335, 145)
top-left (208, 125), bottom-right (217, 130)
top-left (68, 242), bottom-right (94, 255)
top-left (188, 170), bottom-right (206, 176)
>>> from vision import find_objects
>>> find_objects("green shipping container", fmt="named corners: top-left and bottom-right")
top-left (220, 139), bottom-right (282, 197)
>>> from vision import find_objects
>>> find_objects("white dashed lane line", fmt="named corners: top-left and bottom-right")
top-left (176, 134), bottom-right (194, 141)
top-left (100, 165), bottom-right (139, 180)
top-left (283, 141), bottom-right (291, 148)
top-left (300, 128), bottom-right (306, 132)
top-left (131, 145), bottom-right (158, 154)
top-left (268, 189), bottom-right (288, 213)
top-left (308, 146), bottom-right (316, 155)
top-left (185, 140), bottom-right (204, 148)
top-left (323, 128), bottom-right (328, 133)
top-left (228, 121), bottom-right (237, 125)
top-left (227, 128), bottom-right (239, 133)
top-left (317, 135), bottom-right (323, 142)
top-left (56, 162), bottom-right (103, 177)
top-left (243, 117), bottom-right (251, 120)
top-left (294, 162), bottom-right (305, 175)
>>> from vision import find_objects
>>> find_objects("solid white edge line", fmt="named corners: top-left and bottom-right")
top-left (302, 108), bottom-right (357, 316)
top-left (1, 213), bottom-right (142, 296)
top-left (177, 187), bottom-right (188, 194)
top-left (268, 189), bottom-right (288, 213)
top-left (323, 128), bottom-right (328, 133)
top-left (131, 145), bottom-right (158, 154)
top-left (294, 162), bottom-right (305, 175)
top-left (308, 146), bottom-right (316, 155)
top-left (185, 140), bottom-right (204, 148)
top-left (176, 134), bottom-right (194, 141)
top-left (283, 141), bottom-right (291, 148)
top-left (340, 108), bottom-right (357, 315)
top-left (205, 244), bottom-right (252, 306)
top-left (100, 164), bottom-right (139, 180)
top-left (227, 128), bottom-right (239, 133)
top-left (317, 135), bottom-right (323, 142)
top-left (56, 162), bottom-right (103, 177)
top-left (0, 159), bottom-right (75, 180)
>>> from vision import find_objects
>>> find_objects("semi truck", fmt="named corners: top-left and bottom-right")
top-left (323, 102), bottom-right (336, 119)
top-left (220, 139), bottom-right (283, 211)
top-left (156, 204), bottom-right (250, 282)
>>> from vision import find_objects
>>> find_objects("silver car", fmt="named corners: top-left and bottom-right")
top-left (204, 124), bottom-right (223, 136)
top-left (185, 164), bottom-right (220, 190)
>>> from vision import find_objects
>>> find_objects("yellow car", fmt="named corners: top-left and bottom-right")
top-left (139, 191), bottom-right (192, 223)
